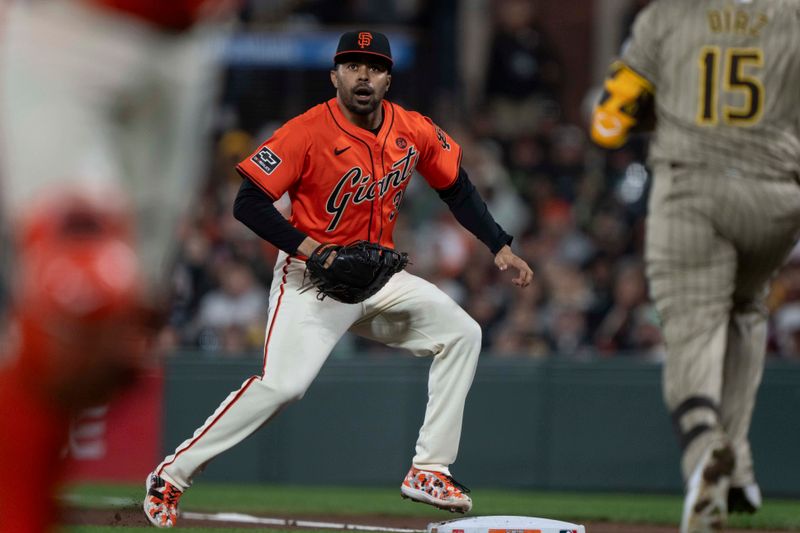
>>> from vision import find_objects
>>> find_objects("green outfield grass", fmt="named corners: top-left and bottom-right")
top-left (65, 529), bottom-right (279, 533)
top-left (62, 482), bottom-right (800, 532)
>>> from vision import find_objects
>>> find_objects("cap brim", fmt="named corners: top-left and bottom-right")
top-left (334, 50), bottom-right (393, 67)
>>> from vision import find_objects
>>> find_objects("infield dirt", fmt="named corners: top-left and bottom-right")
top-left (63, 506), bottom-right (792, 533)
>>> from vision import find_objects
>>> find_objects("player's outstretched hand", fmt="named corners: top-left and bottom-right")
top-left (494, 245), bottom-right (533, 288)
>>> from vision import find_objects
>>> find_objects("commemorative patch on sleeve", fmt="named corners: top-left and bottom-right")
top-left (435, 126), bottom-right (451, 151)
top-left (251, 146), bottom-right (282, 175)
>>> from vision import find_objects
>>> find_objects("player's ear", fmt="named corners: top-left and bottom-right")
top-left (330, 68), bottom-right (339, 89)
top-left (386, 73), bottom-right (391, 91)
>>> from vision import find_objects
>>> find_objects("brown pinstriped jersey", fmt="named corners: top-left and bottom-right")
top-left (622, 0), bottom-right (800, 179)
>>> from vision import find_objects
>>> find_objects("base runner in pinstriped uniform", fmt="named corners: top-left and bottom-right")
top-left (591, 1), bottom-right (800, 531)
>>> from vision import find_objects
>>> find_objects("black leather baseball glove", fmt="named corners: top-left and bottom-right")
top-left (305, 241), bottom-right (409, 304)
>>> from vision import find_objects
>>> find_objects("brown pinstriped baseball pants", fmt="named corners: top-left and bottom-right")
top-left (646, 163), bottom-right (800, 485)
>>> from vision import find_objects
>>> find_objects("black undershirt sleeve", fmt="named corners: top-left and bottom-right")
top-left (233, 178), bottom-right (308, 255)
top-left (234, 167), bottom-right (511, 256)
top-left (436, 167), bottom-right (513, 254)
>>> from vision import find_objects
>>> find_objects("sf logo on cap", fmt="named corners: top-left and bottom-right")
top-left (358, 32), bottom-right (373, 48)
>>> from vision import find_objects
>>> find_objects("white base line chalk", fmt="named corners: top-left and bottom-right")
top-left (183, 511), bottom-right (426, 533)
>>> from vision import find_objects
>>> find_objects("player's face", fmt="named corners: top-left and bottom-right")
top-left (331, 61), bottom-right (391, 116)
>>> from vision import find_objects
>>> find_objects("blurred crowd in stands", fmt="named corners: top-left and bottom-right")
top-left (159, 0), bottom-right (800, 360)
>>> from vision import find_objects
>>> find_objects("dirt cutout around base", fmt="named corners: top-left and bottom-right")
top-left (62, 506), bottom-right (790, 533)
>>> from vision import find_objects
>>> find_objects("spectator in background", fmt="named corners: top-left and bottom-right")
top-left (767, 245), bottom-right (800, 315)
top-left (526, 199), bottom-right (594, 269)
top-left (772, 303), bottom-right (800, 360)
top-left (483, 0), bottom-right (562, 139)
top-left (212, 129), bottom-right (255, 193)
top-left (593, 258), bottom-right (663, 357)
top-left (539, 258), bottom-right (593, 357)
top-left (170, 229), bottom-right (217, 331)
top-left (457, 127), bottom-right (531, 238)
top-left (505, 135), bottom-right (553, 196)
top-left (493, 277), bottom-right (549, 358)
top-left (549, 125), bottom-right (587, 202)
top-left (547, 304), bottom-right (591, 358)
top-left (584, 251), bottom-right (615, 338)
top-left (767, 246), bottom-right (800, 358)
top-left (414, 211), bottom-right (476, 293)
top-left (459, 253), bottom-right (508, 348)
top-left (587, 207), bottom-right (634, 260)
top-left (193, 259), bottom-right (267, 354)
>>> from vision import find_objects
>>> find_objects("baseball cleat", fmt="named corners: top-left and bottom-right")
top-left (144, 472), bottom-right (183, 528)
top-left (728, 483), bottom-right (762, 514)
top-left (400, 467), bottom-right (472, 513)
top-left (681, 445), bottom-right (735, 533)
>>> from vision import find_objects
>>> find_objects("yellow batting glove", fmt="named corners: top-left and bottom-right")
top-left (591, 62), bottom-right (655, 149)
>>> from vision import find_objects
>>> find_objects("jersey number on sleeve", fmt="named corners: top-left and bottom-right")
top-left (697, 46), bottom-right (764, 127)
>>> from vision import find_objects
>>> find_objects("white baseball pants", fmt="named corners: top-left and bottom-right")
top-left (156, 252), bottom-right (482, 489)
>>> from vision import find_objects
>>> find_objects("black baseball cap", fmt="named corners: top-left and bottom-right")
top-left (334, 31), bottom-right (393, 69)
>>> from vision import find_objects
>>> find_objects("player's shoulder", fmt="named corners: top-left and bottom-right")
top-left (283, 101), bottom-right (330, 131)
top-left (632, 0), bottom-right (686, 28)
top-left (389, 101), bottom-right (427, 123)
top-left (642, 0), bottom-right (687, 14)
top-left (387, 101), bottom-right (441, 135)
top-left (636, 0), bottom-right (672, 24)
top-left (271, 101), bottom-right (334, 145)
top-left (624, 0), bottom-right (697, 49)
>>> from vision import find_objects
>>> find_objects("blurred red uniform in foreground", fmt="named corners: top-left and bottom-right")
top-left (0, 1), bottom-right (236, 530)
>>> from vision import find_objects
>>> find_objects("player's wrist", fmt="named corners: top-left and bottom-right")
top-left (297, 237), bottom-right (322, 257)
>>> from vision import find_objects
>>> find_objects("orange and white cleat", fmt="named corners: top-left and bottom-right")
top-left (400, 466), bottom-right (472, 513)
top-left (144, 472), bottom-right (183, 528)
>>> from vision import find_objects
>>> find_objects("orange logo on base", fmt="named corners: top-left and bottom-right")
top-left (358, 32), bottom-right (373, 48)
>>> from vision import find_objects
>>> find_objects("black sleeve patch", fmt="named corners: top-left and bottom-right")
top-left (435, 127), bottom-right (451, 151)
top-left (251, 146), bottom-right (282, 175)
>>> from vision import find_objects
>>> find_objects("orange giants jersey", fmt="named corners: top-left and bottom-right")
top-left (236, 98), bottom-right (462, 250)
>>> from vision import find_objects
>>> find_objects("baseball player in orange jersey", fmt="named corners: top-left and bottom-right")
top-left (143, 30), bottom-right (533, 528)
top-left (591, 1), bottom-right (800, 532)
top-left (0, 1), bottom-right (233, 531)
